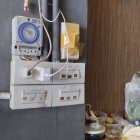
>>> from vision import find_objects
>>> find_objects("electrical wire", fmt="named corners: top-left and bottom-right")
top-left (28, 0), bottom-right (53, 72)
top-left (42, 10), bottom-right (61, 23)
top-left (29, 0), bottom-right (69, 77)
top-left (42, 8), bottom-right (69, 77)
top-left (42, 9), bottom-right (72, 48)
top-left (24, 55), bottom-right (32, 61)
top-left (20, 55), bottom-right (32, 61)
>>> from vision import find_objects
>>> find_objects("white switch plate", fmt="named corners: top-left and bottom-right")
top-left (10, 85), bottom-right (53, 110)
top-left (59, 69), bottom-right (80, 80)
top-left (22, 90), bottom-right (46, 104)
top-left (52, 84), bottom-right (85, 107)
top-left (11, 60), bottom-right (53, 85)
top-left (60, 89), bottom-right (80, 101)
top-left (53, 63), bottom-right (85, 84)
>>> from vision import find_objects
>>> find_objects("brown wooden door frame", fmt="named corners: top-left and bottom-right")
top-left (86, 0), bottom-right (140, 116)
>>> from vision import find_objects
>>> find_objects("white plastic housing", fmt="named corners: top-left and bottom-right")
top-left (12, 16), bottom-right (43, 56)
top-left (61, 22), bottom-right (79, 60)
top-left (52, 84), bottom-right (85, 107)
top-left (53, 63), bottom-right (85, 84)
top-left (10, 60), bottom-right (53, 85)
top-left (10, 85), bottom-right (53, 110)
top-left (61, 48), bottom-right (79, 60)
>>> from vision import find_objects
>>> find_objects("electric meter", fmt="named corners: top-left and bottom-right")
top-left (12, 16), bottom-right (43, 56)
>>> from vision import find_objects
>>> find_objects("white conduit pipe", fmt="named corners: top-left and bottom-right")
top-left (0, 92), bottom-right (10, 100)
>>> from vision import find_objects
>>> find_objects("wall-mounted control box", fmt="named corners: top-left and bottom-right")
top-left (10, 84), bottom-right (85, 110)
top-left (12, 16), bottom-right (43, 56)
top-left (10, 60), bottom-right (53, 85)
top-left (10, 61), bottom-right (85, 110)
top-left (10, 16), bottom-right (85, 110)
top-left (53, 63), bottom-right (85, 84)
top-left (52, 84), bottom-right (85, 107)
top-left (10, 85), bottom-right (52, 110)
top-left (11, 61), bottom-right (85, 85)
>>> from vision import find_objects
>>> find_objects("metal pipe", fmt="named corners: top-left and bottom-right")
top-left (41, 0), bottom-right (49, 60)
top-left (24, 0), bottom-right (29, 11)
top-left (52, 0), bottom-right (60, 61)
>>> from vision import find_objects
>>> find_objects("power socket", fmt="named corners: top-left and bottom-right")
top-left (11, 60), bottom-right (53, 85)
top-left (59, 89), bottom-right (80, 101)
top-left (10, 85), bottom-right (52, 110)
top-left (53, 63), bottom-right (85, 84)
top-left (60, 69), bottom-right (80, 80)
top-left (52, 84), bottom-right (85, 107)
top-left (23, 68), bottom-right (32, 79)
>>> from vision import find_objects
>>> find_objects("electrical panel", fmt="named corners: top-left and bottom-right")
top-left (53, 63), bottom-right (85, 84)
top-left (12, 16), bottom-right (43, 56)
top-left (10, 62), bottom-right (85, 109)
top-left (11, 61), bottom-right (85, 85)
top-left (10, 60), bottom-right (53, 85)
top-left (10, 85), bottom-right (52, 110)
top-left (10, 16), bottom-right (85, 110)
top-left (52, 84), bottom-right (84, 107)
